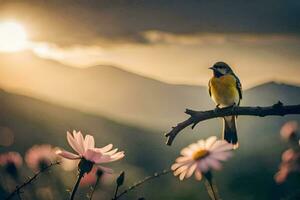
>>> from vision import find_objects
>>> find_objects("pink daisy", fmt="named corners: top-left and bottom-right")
top-left (80, 166), bottom-right (112, 187)
top-left (0, 151), bottom-right (23, 176)
top-left (0, 151), bottom-right (22, 168)
top-left (56, 130), bottom-right (124, 173)
top-left (25, 144), bottom-right (57, 171)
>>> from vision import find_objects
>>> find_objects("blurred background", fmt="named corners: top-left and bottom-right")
top-left (0, 0), bottom-right (300, 199)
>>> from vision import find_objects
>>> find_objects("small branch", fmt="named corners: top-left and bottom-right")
top-left (113, 170), bottom-right (171, 200)
top-left (5, 161), bottom-right (60, 200)
top-left (165, 102), bottom-right (300, 145)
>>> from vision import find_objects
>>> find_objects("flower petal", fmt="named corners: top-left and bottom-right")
top-left (197, 140), bottom-right (205, 149)
top-left (198, 159), bottom-right (209, 172)
top-left (205, 158), bottom-right (222, 170)
top-left (84, 135), bottom-right (95, 150)
top-left (213, 142), bottom-right (233, 152)
top-left (210, 140), bottom-right (228, 150)
top-left (171, 163), bottom-right (182, 170)
top-left (180, 147), bottom-right (193, 156)
top-left (93, 155), bottom-right (112, 164)
top-left (185, 163), bottom-right (197, 178)
top-left (205, 136), bottom-right (218, 149)
top-left (56, 150), bottom-right (80, 160)
top-left (98, 165), bottom-right (114, 174)
top-left (104, 148), bottom-right (118, 156)
top-left (67, 131), bottom-right (83, 155)
top-left (174, 165), bottom-right (189, 176)
top-left (176, 156), bottom-right (191, 163)
top-left (109, 152), bottom-right (125, 161)
top-left (84, 149), bottom-right (102, 163)
top-left (194, 169), bottom-right (202, 180)
top-left (98, 144), bottom-right (113, 153)
top-left (210, 151), bottom-right (232, 161)
top-left (179, 169), bottom-right (187, 180)
top-left (73, 131), bottom-right (85, 154)
top-left (188, 143), bottom-right (199, 151)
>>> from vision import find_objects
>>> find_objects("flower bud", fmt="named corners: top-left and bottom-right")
top-left (116, 171), bottom-right (125, 186)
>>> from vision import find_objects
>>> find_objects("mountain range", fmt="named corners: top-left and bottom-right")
top-left (1, 51), bottom-right (300, 131)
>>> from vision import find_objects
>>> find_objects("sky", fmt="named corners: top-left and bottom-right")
top-left (0, 0), bottom-right (300, 88)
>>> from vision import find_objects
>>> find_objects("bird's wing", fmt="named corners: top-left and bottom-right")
top-left (233, 74), bottom-right (242, 100)
top-left (208, 79), bottom-right (212, 97)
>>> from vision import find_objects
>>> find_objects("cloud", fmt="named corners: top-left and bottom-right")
top-left (0, 0), bottom-right (299, 47)
top-left (1, 1), bottom-right (300, 88)
top-left (142, 31), bottom-right (300, 46)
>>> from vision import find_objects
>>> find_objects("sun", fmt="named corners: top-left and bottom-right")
top-left (0, 21), bottom-right (28, 52)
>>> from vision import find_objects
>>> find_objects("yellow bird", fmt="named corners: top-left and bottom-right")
top-left (208, 62), bottom-right (242, 149)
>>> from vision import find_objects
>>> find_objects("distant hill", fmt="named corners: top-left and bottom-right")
top-left (1, 51), bottom-right (300, 130)
top-left (244, 81), bottom-right (300, 106)
top-left (0, 89), bottom-right (174, 172)
top-left (0, 51), bottom-right (210, 130)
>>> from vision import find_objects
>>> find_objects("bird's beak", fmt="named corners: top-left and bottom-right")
top-left (209, 66), bottom-right (215, 70)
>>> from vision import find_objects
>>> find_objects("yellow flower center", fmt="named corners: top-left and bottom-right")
top-left (192, 149), bottom-right (209, 160)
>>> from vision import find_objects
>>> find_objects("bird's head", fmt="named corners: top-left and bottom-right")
top-left (209, 62), bottom-right (233, 77)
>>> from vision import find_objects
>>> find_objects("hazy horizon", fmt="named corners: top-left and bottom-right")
top-left (1, 0), bottom-right (300, 88)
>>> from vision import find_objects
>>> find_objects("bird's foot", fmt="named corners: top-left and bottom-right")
top-left (225, 103), bottom-right (237, 112)
top-left (214, 105), bottom-right (221, 113)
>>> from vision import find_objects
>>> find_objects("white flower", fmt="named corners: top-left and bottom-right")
top-left (171, 136), bottom-right (233, 181)
top-left (56, 130), bottom-right (124, 170)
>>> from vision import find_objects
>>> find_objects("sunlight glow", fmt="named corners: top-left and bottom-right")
top-left (0, 21), bottom-right (28, 52)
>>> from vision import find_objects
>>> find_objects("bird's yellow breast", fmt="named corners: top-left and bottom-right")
top-left (209, 74), bottom-right (239, 107)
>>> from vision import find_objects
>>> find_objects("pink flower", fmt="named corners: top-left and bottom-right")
top-left (0, 151), bottom-right (22, 168)
top-left (275, 148), bottom-right (300, 184)
top-left (25, 144), bottom-right (57, 171)
top-left (280, 121), bottom-right (298, 140)
top-left (56, 130), bottom-right (124, 172)
top-left (171, 136), bottom-right (233, 181)
top-left (80, 166), bottom-right (112, 187)
top-left (274, 164), bottom-right (290, 184)
top-left (0, 151), bottom-right (22, 176)
top-left (282, 149), bottom-right (296, 162)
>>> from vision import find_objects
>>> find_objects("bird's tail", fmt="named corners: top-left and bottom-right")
top-left (223, 116), bottom-right (239, 149)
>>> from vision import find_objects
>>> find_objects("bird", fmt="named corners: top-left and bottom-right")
top-left (208, 62), bottom-right (242, 149)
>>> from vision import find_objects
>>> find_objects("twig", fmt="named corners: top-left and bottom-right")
top-left (113, 170), bottom-right (171, 200)
top-left (165, 102), bottom-right (300, 145)
top-left (16, 191), bottom-right (22, 200)
top-left (5, 161), bottom-right (60, 200)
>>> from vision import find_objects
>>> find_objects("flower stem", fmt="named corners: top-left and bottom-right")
top-left (113, 169), bottom-right (171, 200)
top-left (204, 171), bottom-right (220, 200)
top-left (70, 171), bottom-right (84, 200)
top-left (113, 183), bottom-right (120, 199)
top-left (89, 175), bottom-right (100, 200)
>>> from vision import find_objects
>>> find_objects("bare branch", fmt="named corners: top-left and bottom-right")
top-left (5, 161), bottom-right (60, 200)
top-left (165, 102), bottom-right (300, 146)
